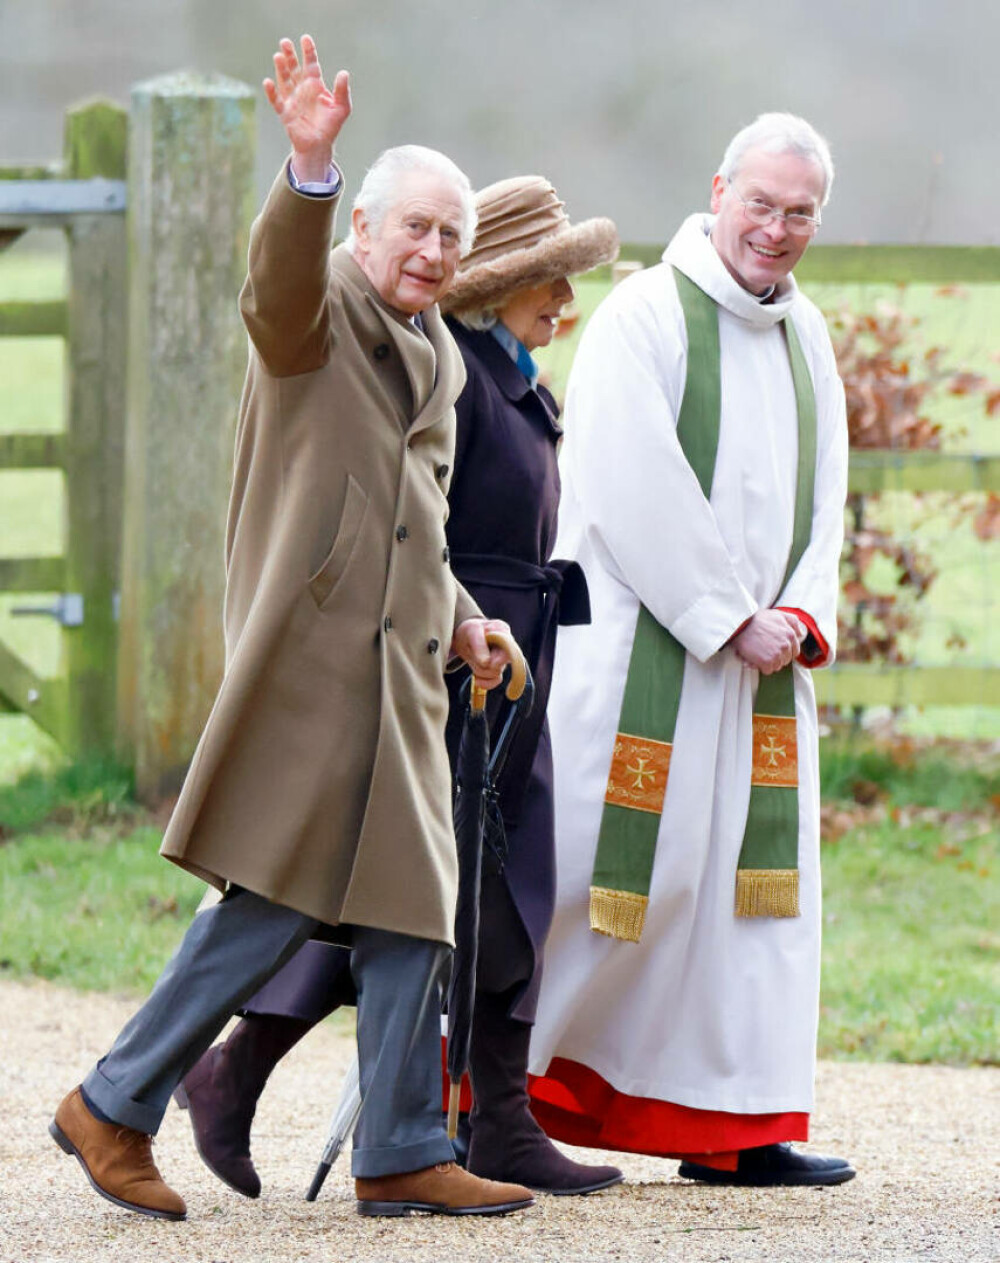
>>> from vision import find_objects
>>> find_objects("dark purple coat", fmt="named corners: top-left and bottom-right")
top-left (245, 318), bottom-right (588, 1024)
top-left (443, 320), bottom-right (588, 1018)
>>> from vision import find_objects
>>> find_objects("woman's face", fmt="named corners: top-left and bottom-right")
top-left (497, 276), bottom-right (575, 352)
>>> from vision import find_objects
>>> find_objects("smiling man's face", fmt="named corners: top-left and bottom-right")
top-left (352, 170), bottom-right (465, 316)
top-left (709, 147), bottom-right (825, 295)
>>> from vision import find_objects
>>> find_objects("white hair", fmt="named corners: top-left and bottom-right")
top-left (453, 308), bottom-right (498, 331)
top-left (344, 144), bottom-right (477, 255)
top-left (718, 112), bottom-right (835, 206)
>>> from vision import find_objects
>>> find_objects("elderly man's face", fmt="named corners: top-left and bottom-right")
top-left (352, 171), bottom-right (465, 315)
top-left (709, 147), bottom-right (825, 295)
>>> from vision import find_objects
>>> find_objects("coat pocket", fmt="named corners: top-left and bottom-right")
top-left (308, 474), bottom-right (370, 609)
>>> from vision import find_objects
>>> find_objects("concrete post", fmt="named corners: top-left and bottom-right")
top-left (117, 72), bottom-right (255, 799)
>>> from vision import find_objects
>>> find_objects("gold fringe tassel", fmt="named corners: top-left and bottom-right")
top-left (734, 869), bottom-right (800, 918)
top-left (589, 886), bottom-right (648, 942)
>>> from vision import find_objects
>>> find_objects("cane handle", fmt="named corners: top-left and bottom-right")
top-left (471, 629), bottom-right (527, 712)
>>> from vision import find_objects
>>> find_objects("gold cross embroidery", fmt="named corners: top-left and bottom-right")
top-left (750, 715), bottom-right (798, 788)
top-left (627, 756), bottom-right (656, 790)
top-left (605, 732), bottom-right (672, 813)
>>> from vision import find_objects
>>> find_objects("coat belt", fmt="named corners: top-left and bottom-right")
top-left (450, 552), bottom-right (590, 824)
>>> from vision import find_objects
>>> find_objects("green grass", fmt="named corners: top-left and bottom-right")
top-left (0, 744), bottom-right (995, 1063)
top-left (0, 714), bottom-right (62, 783)
top-left (819, 735), bottom-right (999, 809)
top-left (0, 240), bottom-right (66, 302)
top-left (0, 338), bottom-right (64, 433)
top-left (819, 816), bottom-right (996, 1065)
top-left (0, 754), bottom-right (206, 992)
top-left (0, 827), bottom-right (205, 993)
top-left (0, 254), bottom-right (65, 680)
top-left (0, 248), bottom-right (70, 685)
top-left (0, 754), bottom-right (133, 833)
top-left (815, 734), bottom-right (998, 1065)
top-left (0, 244), bottom-right (66, 434)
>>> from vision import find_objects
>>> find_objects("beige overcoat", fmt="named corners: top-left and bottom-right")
top-left (159, 162), bottom-right (479, 945)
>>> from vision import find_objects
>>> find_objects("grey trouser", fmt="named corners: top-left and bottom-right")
top-left (245, 860), bottom-right (533, 1022)
top-left (82, 887), bottom-right (455, 1178)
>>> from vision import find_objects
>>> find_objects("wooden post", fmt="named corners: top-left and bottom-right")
top-left (62, 98), bottom-right (128, 756)
top-left (117, 73), bottom-right (255, 799)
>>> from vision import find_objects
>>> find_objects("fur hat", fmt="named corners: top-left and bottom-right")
top-left (441, 175), bottom-right (619, 315)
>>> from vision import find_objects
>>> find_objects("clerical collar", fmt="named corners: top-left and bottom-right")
top-left (757, 285), bottom-right (777, 303)
top-left (489, 321), bottom-right (539, 388)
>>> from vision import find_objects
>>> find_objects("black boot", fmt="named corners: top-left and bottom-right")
top-left (678, 1142), bottom-right (856, 1187)
top-left (465, 991), bottom-right (623, 1195)
top-left (175, 1014), bottom-right (312, 1197)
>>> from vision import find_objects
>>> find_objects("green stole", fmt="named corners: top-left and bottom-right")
top-left (589, 267), bottom-right (817, 943)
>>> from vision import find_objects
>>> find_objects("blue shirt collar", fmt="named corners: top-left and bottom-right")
top-left (489, 321), bottom-right (539, 389)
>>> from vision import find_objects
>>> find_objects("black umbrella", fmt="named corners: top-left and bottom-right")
top-left (479, 658), bottom-right (536, 879)
top-left (446, 629), bottom-right (531, 1138)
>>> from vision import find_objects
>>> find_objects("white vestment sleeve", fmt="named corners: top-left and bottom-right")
top-left (562, 275), bottom-right (758, 662)
top-left (775, 309), bottom-right (848, 663)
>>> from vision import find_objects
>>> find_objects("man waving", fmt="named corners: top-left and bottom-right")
top-left (50, 36), bottom-right (530, 1221)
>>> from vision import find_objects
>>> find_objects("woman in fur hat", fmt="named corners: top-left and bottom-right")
top-left (176, 175), bottom-right (623, 1198)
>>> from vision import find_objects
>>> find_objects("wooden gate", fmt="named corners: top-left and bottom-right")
top-left (0, 100), bottom-right (127, 757)
top-left (1, 77), bottom-right (256, 796)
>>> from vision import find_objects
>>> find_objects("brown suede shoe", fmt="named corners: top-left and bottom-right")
top-left (49, 1087), bottom-right (187, 1220)
top-left (355, 1161), bottom-right (534, 1217)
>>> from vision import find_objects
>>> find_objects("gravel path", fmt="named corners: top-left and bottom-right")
top-left (2, 978), bottom-right (996, 1263)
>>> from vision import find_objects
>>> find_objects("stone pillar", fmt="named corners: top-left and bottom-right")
top-left (117, 73), bottom-right (255, 799)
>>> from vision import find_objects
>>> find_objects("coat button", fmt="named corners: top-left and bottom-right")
top-left (396, 525), bottom-right (409, 541)
top-left (374, 343), bottom-right (390, 361)
top-left (436, 463), bottom-right (449, 480)
top-left (442, 546), bottom-right (450, 563)
top-left (384, 615), bottom-right (393, 632)
top-left (427, 638), bottom-right (440, 654)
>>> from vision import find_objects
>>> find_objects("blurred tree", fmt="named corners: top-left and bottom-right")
top-left (828, 291), bottom-right (994, 667)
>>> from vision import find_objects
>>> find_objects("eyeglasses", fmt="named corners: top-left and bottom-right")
top-left (727, 181), bottom-right (821, 237)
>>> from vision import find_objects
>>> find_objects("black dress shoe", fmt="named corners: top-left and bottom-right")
top-left (678, 1142), bottom-right (856, 1187)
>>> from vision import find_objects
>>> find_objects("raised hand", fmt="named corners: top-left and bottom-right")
top-left (732, 609), bottom-right (805, 675)
top-left (263, 35), bottom-right (352, 182)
